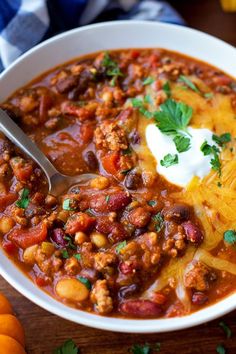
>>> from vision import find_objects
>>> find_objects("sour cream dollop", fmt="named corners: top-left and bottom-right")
top-left (145, 124), bottom-right (215, 187)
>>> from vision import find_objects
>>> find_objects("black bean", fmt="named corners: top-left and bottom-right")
top-left (134, 227), bottom-right (147, 237)
top-left (164, 204), bottom-right (190, 223)
top-left (130, 130), bottom-right (140, 144)
top-left (124, 172), bottom-right (142, 190)
top-left (83, 151), bottom-right (98, 170)
top-left (118, 284), bottom-right (139, 299)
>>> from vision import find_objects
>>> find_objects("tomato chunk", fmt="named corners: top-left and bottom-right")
top-left (101, 152), bottom-right (120, 175)
top-left (0, 193), bottom-right (17, 212)
top-left (65, 212), bottom-right (95, 234)
top-left (9, 223), bottom-right (47, 249)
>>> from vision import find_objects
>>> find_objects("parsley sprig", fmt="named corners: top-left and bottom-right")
top-left (160, 153), bottom-right (178, 168)
top-left (223, 229), bottom-right (236, 246)
top-left (200, 141), bottom-right (221, 176)
top-left (53, 339), bottom-right (79, 354)
top-left (16, 188), bottom-right (30, 209)
top-left (102, 52), bottom-right (123, 86)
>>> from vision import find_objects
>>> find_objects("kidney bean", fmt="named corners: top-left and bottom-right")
top-left (124, 172), bottom-right (142, 190)
top-left (51, 228), bottom-right (67, 248)
top-left (182, 221), bottom-right (204, 244)
top-left (96, 217), bottom-right (128, 242)
top-left (39, 94), bottom-right (52, 122)
top-left (164, 204), bottom-right (190, 223)
top-left (83, 151), bottom-right (98, 170)
top-left (90, 191), bottom-right (131, 213)
top-left (118, 284), bottom-right (139, 299)
top-left (192, 292), bottom-right (208, 305)
top-left (120, 300), bottom-right (162, 317)
top-left (56, 75), bottom-right (78, 94)
top-left (151, 292), bottom-right (167, 305)
top-left (128, 207), bottom-right (151, 228)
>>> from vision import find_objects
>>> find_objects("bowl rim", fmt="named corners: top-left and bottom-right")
top-left (0, 20), bottom-right (236, 333)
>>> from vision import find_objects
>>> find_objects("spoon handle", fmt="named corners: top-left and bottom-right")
top-left (0, 109), bottom-right (58, 181)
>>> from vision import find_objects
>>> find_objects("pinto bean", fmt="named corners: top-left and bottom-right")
top-left (83, 151), bottom-right (98, 170)
top-left (56, 278), bottom-right (89, 302)
top-left (128, 207), bottom-right (151, 228)
top-left (164, 204), bottom-right (190, 223)
top-left (118, 284), bottom-right (139, 299)
top-left (192, 292), bottom-right (208, 305)
top-left (182, 221), bottom-right (204, 244)
top-left (119, 300), bottom-right (162, 317)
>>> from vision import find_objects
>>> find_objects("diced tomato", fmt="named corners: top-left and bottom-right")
top-left (213, 75), bottom-right (232, 86)
top-left (101, 152), bottom-right (120, 176)
top-left (0, 193), bottom-right (17, 212)
top-left (130, 50), bottom-right (140, 59)
top-left (10, 157), bottom-right (33, 182)
top-left (35, 276), bottom-right (49, 287)
top-left (80, 123), bottom-right (94, 144)
top-left (2, 239), bottom-right (17, 254)
top-left (9, 222), bottom-right (47, 249)
top-left (65, 212), bottom-right (95, 234)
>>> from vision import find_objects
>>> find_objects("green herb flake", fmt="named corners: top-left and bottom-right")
top-left (204, 92), bottom-right (214, 99)
top-left (153, 98), bottom-right (193, 136)
top-left (63, 198), bottom-right (76, 211)
top-left (61, 249), bottom-right (69, 259)
top-left (64, 236), bottom-right (76, 250)
top-left (173, 134), bottom-right (191, 153)
top-left (153, 343), bottom-right (161, 352)
top-left (216, 344), bottom-right (226, 354)
top-left (122, 147), bottom-right (132, 155)
top-left (142, 77), bottom-right (155, 86)
top-left (152, 212), bottom-right (164, 232)
top-left (102, 52), bottom-right (123, 85)
top-left (217, 182), bottom-right (222, 188)
top-left (200, 141), bottom-right (212, 156)
top-left (53, 339), bottom-right (79, 354)
top-left (223, 229), bottom-right (236, 245)
top-left (213, 133), bottom-right (231, 147)
top-left (162, 81), bottom-right (171, 98)
top-left (131, 98), bottom-right (143, 108)
top-left (147, 200), bottom-right (157, 207)
top-left (178, 75), bottom-right (201, 94)
top-left (15, 188), bottom-right (30, 209)
top-left (130, 344), bottom-right (151, 354)
top-left (144, 94), bottom-right (152, 104)
top-left (121, 169), bottom-right (132, 175)
top-left (85, 208), bottom-right (95, 216)
top-left (219, 321), bottom-right (232, 339)
top-left (77, 276), bottom-right (91, 290)
top-left (116, 240), bottom-right (127, 253)
top-left (200, 141), bottom-right (221, 176)
top-left (160, 153), bottom-right (178, 168)
top-left (74, 254), bottom-right (81, 261)
top-left (105, 195), bottom-right (110, 203)
top-left (131, 97), bottom-right (153, 119)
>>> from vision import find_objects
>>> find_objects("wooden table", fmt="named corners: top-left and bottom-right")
top-left (1, 1), bottom-right (236, 353)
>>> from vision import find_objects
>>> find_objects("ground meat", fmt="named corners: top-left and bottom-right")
top-left (94, 252), bottom-right (117, 272)
top-left (90, 279), bottom-right (113, 314)
top-left (35, 248), bottom-right (62, 276)
top-left (94, 120), bottom-right (128, 151)
top-left (184, 261), bottom-right (216, 291)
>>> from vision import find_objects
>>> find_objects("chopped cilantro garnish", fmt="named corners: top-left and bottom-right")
top-left (216, 344), bottom-right (226, 354)
top-left (142, 77), bottom-right (155, 86)
top-left (178, 75), bottom-right (201, 94)
top-left (16, 188), bottom-right (30, 209)
top-left (122, 147), bottom-right (132, 155)
top-left (152, 212), bottom-right (164, 232)
top-left (61, 249), bottom-right (69, 259)
top-left (224, 229), bottom-right (236, 245)
top-left (116, 240), bottom-right (127, 253)
top-left (64, 236), bottom-right (76, 250)
top-left (53, 339), bottom-right (79, 354)
top-left (213, 133), bottom-right (231, 147)
top-left (144, 94), bottom-right (152, 104)
top-left (217, 182), bottom-right (222, 188)
top-left (200, 141), bottom-right (221, 176)
top-left (85, 208), bottom-right (95, 216)
top-left (63, 198), bottom-right (76, 211)
top-left (160, 153), bottom-right (178, 168)
top-left (162, 81), bottom-right (171, 98)
top-left (102, 52), bottom-right (123, 86)
top-left (173, 134), bottom-right (191, 153)
top-left (74, 254), bottom-right (81, 261)
top-left (147, 200), bottom-right (157, 207)
top-left (219, 321), bottom-right (232, 338)
top-left (131, 98), bottom-right (153, 119)
top-left (204, 92), bottom-right (214, 99)
top-left (105, 195), bottom-right (110, 203)
top-left (77, 276), bottom-right (91, 290)
top-left (154, 98), bottom-right (193, 136)
top-left (130, 344), bottom-right (151, 354)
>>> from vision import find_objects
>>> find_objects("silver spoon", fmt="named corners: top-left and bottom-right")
top-left (0, 108), bottom-right (98, 196)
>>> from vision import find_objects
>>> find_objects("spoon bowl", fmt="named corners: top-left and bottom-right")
top-left (0, 108), bottom-right (98, 196)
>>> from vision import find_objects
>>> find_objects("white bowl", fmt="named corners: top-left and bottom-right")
top-left (0, 21), bottom-right (236, 333)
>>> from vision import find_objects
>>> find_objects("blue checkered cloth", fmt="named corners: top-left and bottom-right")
top-left (0, 0), bottom-right (184, 73)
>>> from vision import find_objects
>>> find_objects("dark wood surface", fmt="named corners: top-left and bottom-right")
top-left (1, 1), bottom-right (236, 353)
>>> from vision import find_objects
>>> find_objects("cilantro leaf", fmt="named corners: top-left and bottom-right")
top-left (64, 236), bottom-right (76, 250)
top-left (116, 240), bottom-right (127, 253)
top-left (102, 52), bottom-right (123, 85)
top-left (53, 339), bottom-right (79, 354)
top-left (105, 195), bottom-right (110, 203)
top-left (154, 99), bottom-right (193, 136)
top-left (216, 344), bottom-right (226, 354)
top-left (200, 141), bottom-right (212, 156)
top-left (200, 141), bottom-right (221, 176)
top-left (224, 229), bottom-right (236, 245)
top-left (77, 276), bottom-right (91, 290)
top-left (61, 249), bottom-right (69, 259)
top-left (130, 344), bottom-right (151, 354)
top-left (142, 77), bottom-right (155, 86)
top-left (74, 254), bottom-right (81, 261)
top-left (152, 212), bottom-right (164, 232)
top-left (178, 75), bottom-right (201, 94)
top-left (160, 153), bottom-right (178, 168)
top-left (16, 188), bottom-right (30, 209)
top-left (173, 134), bottom-right (191, 153)
top-left (63, 198), bottom-right (76, 211)
top-left (162, 81), bottom-right (171, 98)
top-left (219, 321), bottom-right (232, 338)
top-left (144, 94), bottom-right (152, 104)
top-left (204, 92), bottom-right (214, 99)
top-left (213, 133), bottom-right (231, 147)
top-left (147, 200), bottom-right (157, 207)
top-left (131, 98), bottom-right (153, 119)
